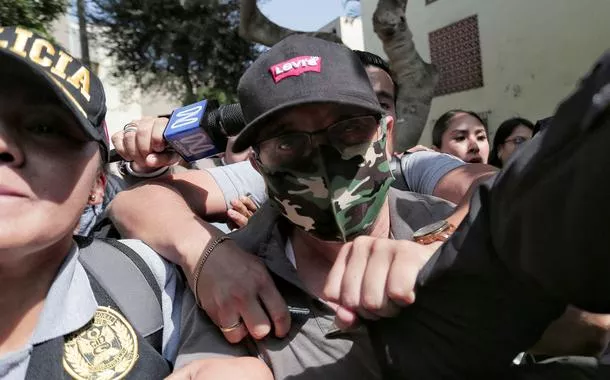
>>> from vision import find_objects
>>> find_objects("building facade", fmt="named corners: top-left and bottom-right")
top-left (319, 16), bottom-right (365, 51)
top-left (361, 0), bottom-right (610, 144)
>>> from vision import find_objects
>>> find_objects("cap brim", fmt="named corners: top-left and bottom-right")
top-left (0, 52), bottom-right (108, 157)
top-left (232, 94), bottom-right (384, 153)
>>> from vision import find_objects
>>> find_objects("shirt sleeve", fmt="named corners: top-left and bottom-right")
top-left (401, 152), bottom-right (465, 195)
top-left (204, 161), bottom-right (268, 208)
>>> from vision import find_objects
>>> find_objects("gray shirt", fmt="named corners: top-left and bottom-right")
top-left (174, 189), bottom-right (455, 379)
top-left (205, 151), bottom-right (465, 208)
top-left (0, 240), bottom-right (197, 379)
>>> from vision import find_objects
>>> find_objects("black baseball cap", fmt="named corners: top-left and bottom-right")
top-left (0, 26), bottom-right (109, 160)
top-left (233, 34), bottom-right (384, 152)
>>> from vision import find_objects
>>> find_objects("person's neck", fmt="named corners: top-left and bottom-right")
top-left (0, 237), bottom-right (72, 355)
top-left (292, 200), bottom-right (391, 265)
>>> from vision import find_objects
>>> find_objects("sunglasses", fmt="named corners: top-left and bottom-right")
top-left (255, 115), bottom-right (381, 169)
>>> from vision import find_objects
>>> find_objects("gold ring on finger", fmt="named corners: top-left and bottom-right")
top-left (219, 320), bottom-right (243, 333)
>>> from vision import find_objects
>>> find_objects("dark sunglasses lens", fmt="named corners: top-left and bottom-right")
top-left (328, 116), bottom-right (379, 150)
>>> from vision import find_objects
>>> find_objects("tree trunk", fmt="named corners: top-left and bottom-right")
top-left (76, 0), bottom-right (91, 68)
top-left (239, 0), bottom-right (341, 46)
top-left (238, 0), bottom-right (436, 151)
top-left (373, 0), bottom-right (438, 151)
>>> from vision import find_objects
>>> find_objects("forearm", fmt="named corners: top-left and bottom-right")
top-left (529, 307), bottom-right (610, 357)
top-left (107, 182), bottom-right (224, 275)
top-left (433, 164), bottom-right (497, 204)
top-left (443, 169), bottom-right (496, 228)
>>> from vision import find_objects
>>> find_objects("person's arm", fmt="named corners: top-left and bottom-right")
top-left (432, 163), bottom-right (497, 205)
top-left (107, 182), bottom-right (290, 344)
top-left (529, 306), bottom-right (610, 357)
top-left (402, 151), bottom-right (497, 228)
top-left (402, 151), bottom-right (497, 204)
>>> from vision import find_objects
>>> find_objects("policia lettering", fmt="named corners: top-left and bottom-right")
top-left (0, 27), bottom-right (91, 102)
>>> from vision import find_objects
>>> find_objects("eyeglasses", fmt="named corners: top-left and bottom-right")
top-left (504, 136), bottom-right (529, 146)
top-left (255, 115), bottom-right (380, 169)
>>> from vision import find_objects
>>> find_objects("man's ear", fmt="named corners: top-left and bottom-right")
top-left (88, 171), bottom-right (106, 206)
top-left (384, 115), bottom-right (395, 157)
top-left (248, 151), bottom-right (262, 174)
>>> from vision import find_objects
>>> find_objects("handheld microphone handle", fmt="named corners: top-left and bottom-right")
top-left (218, 104), bottom-right (245, 136)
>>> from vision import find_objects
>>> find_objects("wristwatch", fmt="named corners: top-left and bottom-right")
top-left (412, 220), bottom-right (456, 245)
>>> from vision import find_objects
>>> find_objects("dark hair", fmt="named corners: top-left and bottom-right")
top-left (353, 50), bottom-right (398, 102)
top-left (488, 117), bottom-right (535, 168)
top-left (432, 109), bottom-right (487, 148)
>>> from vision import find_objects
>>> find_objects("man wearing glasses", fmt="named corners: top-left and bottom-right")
top-left (165, 34), bottom-right (457, 379)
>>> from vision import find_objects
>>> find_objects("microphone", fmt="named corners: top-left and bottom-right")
top-left (108, 100), bottom-right (245, 163)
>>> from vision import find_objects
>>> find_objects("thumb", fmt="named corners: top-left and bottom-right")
top-left (334, 305), bottom-right (359, 330)
top-left (145, 152), bottom-right (181, 168)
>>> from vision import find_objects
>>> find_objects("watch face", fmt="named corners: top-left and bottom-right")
top-left (413, 220), bottom-right (449, 238)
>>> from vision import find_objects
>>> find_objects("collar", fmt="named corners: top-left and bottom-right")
top-left (30, 243), bottom-right (98, 345)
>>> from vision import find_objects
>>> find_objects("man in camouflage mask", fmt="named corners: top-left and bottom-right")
top-left (254, 116), bottom-right (394, 242)
top-left (233, 36), bottom-right (395, 242)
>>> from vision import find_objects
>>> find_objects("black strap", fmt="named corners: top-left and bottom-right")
top-left (78, 239), bottom-right (164, 354)
top-left (85, 268), bottom-right (164, 354)
top-left (100, 238), bottom-right (163, 307)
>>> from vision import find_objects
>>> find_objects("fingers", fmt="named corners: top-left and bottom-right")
top-left (258, 280), bottom-right (291, 338)
top-left (123, 127), bottom-right (141, 163)
top-left (215, 305), bottom-right (248, 344)
top-left (339, 237), bottom-right (372, 311)
top-left (386, 247), bottom-right (419, 306)
top-left (151, 118), bottom-right (169, 152)
top-left (111, 117), bottom-right (172, 170)
top-left (323, 241), bottom-right (352, 303)
top-left (240, 298), bottom-right (272, 340)
top-left (361, 239), bottom-right (399, 317)
top-left (227, 196), bottom-right (258, 229)
top-left (227, 209), bottom-right (250, 229)
top-left (145, 152), bottom-right (181, 168)
top-left (241, 196), bottom-right (258, 213)
top-left (230, 199), bottom-right (251, 218)
top-left (136, 123), bottom-right (153, 160)
top-left (324, 237), bottom-right (423, 328)
top-left (334, 306), bottom-right (359, 330)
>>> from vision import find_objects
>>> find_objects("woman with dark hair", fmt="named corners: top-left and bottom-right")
top-left (432, 109), bottom-right (490, 164)
top-left (488, 117), bottom-right (535, 168)
top-left (0, 26), bottom-right (230, 379)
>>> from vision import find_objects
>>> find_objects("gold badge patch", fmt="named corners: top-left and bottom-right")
top-left (63, 306), bottom-right (139, 380)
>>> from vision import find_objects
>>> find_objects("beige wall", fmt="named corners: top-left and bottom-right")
top-left (361, 0), bottom-right (610, 145)
top-left (319, 16), bottom-right (365, 51)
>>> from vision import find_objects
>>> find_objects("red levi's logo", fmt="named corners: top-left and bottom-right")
top-left (270, 56), bottom-right (322, 83)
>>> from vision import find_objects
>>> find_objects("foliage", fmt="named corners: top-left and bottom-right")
top-left (90, 0), bottom-right (260, 104)
top-left (0, 0), bottom-right (69, 38)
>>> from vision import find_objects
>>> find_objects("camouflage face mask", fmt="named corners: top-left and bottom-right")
top-left (257, 117), bottom-right (394, 242)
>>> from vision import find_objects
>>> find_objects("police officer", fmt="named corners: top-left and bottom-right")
top-left (0, 26), bottom-right (237, 379)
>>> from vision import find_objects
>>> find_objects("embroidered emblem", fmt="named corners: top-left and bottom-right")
top-left (63, 306), bottom-right (138, 380)
top-left (269, 55), bottom-right (321, 83)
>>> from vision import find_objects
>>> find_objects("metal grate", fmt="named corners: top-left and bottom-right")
top-left (429, 15), bottom-right (484, 96)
